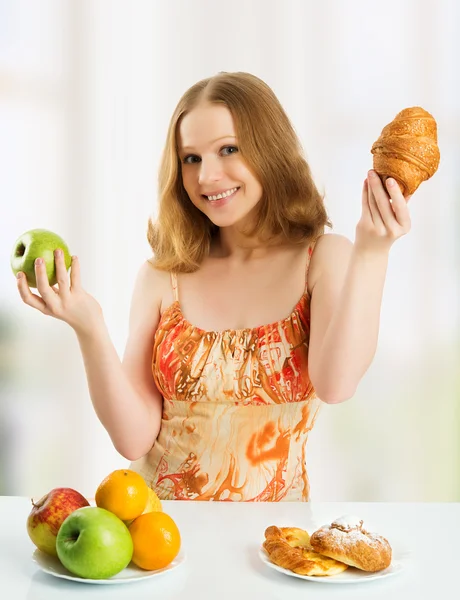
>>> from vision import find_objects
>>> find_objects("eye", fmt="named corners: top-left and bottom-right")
top-left (182, 154), bottom-right (201, 165)
top-left (221, 145), bottom-right (238, 156)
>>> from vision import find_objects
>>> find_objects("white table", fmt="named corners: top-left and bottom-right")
top-left (1, 497), bottom-right (459, 599)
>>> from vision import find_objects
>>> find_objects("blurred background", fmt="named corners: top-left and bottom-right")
top-left (1, 0), bottom-right (459, 501)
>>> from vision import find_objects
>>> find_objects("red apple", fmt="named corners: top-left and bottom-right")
top-left (27, 487), bottom-right (90, 556)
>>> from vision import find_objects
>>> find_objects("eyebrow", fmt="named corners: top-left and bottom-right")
top-left (180, 135), bottom-right (236, 152)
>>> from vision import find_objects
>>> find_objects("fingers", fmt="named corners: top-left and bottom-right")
top-left (16, 254), bottom-right (85, 323)
top-left (361, 178), bottom-right (371, 216)
top-left (367, 171), bottom-right (411, 234)
top-left (16, 272), bottom-right (48, 313)
top-left (373, 178), bottom-right (398, 224)
top-left (54, 248), bottom-right (70, 297)
top-left (34, 258), bottom-right (58, 305)
top-left (70, 256), bottom-right (81, 289)
top-left (366, 173), bottom-right (385, 229)
top-left (386, 179), bottom-right (411, 230)
top-left (361, 178), bottom-right (376, 225)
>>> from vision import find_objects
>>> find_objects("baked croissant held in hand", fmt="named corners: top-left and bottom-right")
top-left (371, 106), bottom-right (440, 196)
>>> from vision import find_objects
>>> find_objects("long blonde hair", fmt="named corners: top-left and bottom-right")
top-left (147, 72), bottom-right (331, 272)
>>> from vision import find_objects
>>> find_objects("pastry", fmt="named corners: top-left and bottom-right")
top-left (263, 525), bottom-right (349, 576)
top-left (309, 515), bottom-right (392, 572)
top-left (371, 106), bottom-right (440, 195)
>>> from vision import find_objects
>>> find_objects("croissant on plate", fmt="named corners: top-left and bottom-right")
top-left (371, 106), bottom-right (440, 196)
top-left (262, 526), bottom-right (348, 576)
top-left (309, 515), bottom-right (392, 572)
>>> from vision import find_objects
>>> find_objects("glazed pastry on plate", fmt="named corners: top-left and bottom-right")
top-left (309, 515), bottom-right (392, 572)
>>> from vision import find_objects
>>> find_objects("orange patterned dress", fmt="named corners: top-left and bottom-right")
top-left (129, 241), bottom-right (322, 501)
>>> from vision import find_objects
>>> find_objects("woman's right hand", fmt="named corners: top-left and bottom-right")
top-left (16, 249), bottom-right (104, 336)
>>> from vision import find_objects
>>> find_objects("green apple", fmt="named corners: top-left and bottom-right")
top-left (56, 506), bottom-right (133, 579)
top-left (26, 487), bottom-right (90, 557)
top-left (10, 228), bottom-right (71, 288)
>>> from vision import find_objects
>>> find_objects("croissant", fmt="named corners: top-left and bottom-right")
top-left (371, 106), bottom-right (440, 196)
top-left (262, 526), bottom-right (348, 576)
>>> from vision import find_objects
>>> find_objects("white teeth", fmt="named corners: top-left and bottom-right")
top-left (207, 187), bottom-right (238, 201)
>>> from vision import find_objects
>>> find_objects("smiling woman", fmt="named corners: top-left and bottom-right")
top-left (148, 71), bottom-right (330, 272)
top-left (178, 103), bottom-right (264, 232)
top-left (122, 71), bottom-right (417, 501)
top-left (3, 0), bottom-right (458, 506)
top-left (13, 69), bottom-right (437, 503)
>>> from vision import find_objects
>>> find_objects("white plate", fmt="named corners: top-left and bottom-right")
top-left (259, 547), bottom-right (406, 584)
top-left (32, 548), bottom-right (186, 585)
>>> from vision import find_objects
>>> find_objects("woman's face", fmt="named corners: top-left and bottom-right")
top-left (178, 103), bottom-right (263, 229)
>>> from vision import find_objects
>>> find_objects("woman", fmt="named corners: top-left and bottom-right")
top-left (16, 72), bottom-right (411, 501)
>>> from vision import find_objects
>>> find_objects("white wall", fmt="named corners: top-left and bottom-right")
top-left (1, 0), bottom-right (459, 501)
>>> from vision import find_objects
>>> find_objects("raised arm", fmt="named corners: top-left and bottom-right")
top-left (308, 172), bottom-right (411, 403)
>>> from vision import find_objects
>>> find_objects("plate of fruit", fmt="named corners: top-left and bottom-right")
top-left (27, 469), bottom-right (185, 584)
top-left (31, 548), bottom-right (186, 585)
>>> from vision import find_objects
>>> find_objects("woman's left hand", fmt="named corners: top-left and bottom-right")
top-left (355, 170), bottom-right (412, 254)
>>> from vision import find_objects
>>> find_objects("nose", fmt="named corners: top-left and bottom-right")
top-left (198, 156), bottom-right (223, 186)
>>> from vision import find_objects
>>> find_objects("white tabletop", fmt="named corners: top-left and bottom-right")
top-left (1, 497), bottom-right (459, 599)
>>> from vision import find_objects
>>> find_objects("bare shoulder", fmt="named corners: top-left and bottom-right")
top-left (128, 260), bottom-right (170, 328)
top-left (134, 260), bottom-right (170, 293)
top-left (312, 232), bottom-right (353, 262)
top-left (122, 261), bottom-right (167, 410)
top-left (308, 233), bottom-right (353, 293)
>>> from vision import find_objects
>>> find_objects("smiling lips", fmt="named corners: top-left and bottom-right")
top-left (204, 187), bottom-right (239, 201)
top-left (203, 187), bottom-right (240, 207)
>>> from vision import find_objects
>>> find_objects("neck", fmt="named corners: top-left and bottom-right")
top-left (211, 228), bottom-right (285, 262)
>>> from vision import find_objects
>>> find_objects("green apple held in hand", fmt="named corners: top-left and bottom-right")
top-left (27, 487), bottom-right (90, 557)
top-left (56, 507), bottom-right (134, 580)
top-left (10, 228), bottom-right (71, 288)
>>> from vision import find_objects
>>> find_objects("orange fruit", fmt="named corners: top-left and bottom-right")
top-left (128, 511), bottom-right (181, 571)
top-left (124, 487), bottom-right (163, 527)
top-left (95, 469), bottom-right (148, 521)
top-left (143, 487), bottom-right (162, 513)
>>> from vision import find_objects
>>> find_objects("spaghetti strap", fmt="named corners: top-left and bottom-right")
top-left (304, 236), bottom-right (320, 293)
top-left (170, 272), bottom-right (179, 302)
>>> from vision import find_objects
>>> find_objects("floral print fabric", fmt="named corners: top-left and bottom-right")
top-left (130, 242), bottom-right (321, 501)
